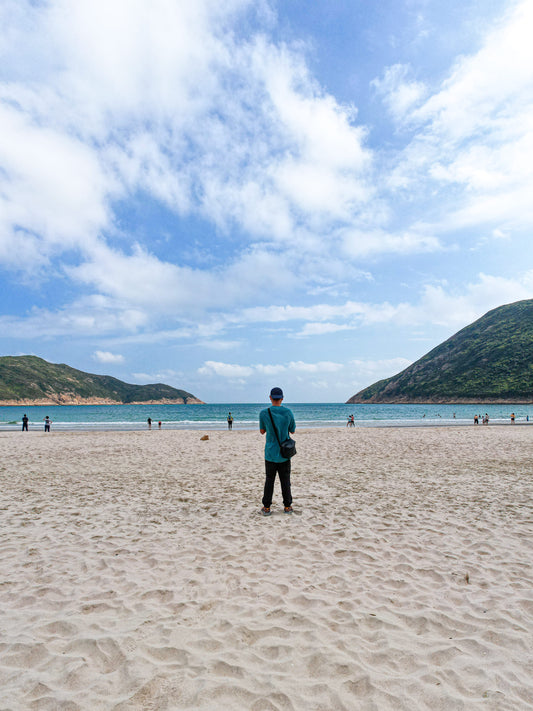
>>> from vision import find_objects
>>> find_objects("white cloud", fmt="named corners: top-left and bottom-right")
top-left (0, 0), bottom-right (384, 318)
top-left (2, 0), bottom-right (532, 408)
top-left (340, 228), bottom-right (441, 258)
top-left (415, 273), bottom-right (533, 327)
top-left (0, 101), bottom-right (112, 270)
top-left (492, 229), bottom-right (510, 241)
top-left (372, 64), bottom-right (427, 121)
top-left (239, 301), bottom-right (385, 324)
top-left (198, 361), bottom-right (343, 381)
top-left (196, 357), bottom-right (412, 402)
top-left (93, 350), bottom-right (125, 364)
top-left (414, 1), bottom-right (533, 140)
top-left (198, 361), bottom-right (255, 379)
top-left (4, 0), bottom-right (503, 334)
top-left (3, 269), bottom-right (530, 347)
top-left (197, 339), bottom-right (242, 351)
top-left (237, 299), bottom-right (415, 331)
top-left (387, 0), bottom-right (533, 234)
top-left (198, 359), bottom-right (344, 380)
top-left (297, 322), bottom-right (352, 337)
top-left (66, 242), bottom-right (298, 314)
top-left (0, 296), bottom-right (148, 338)
top-left (232, 271), bottom-right (533, 336)
top-left (349, 357), bottom-right (412, 376)
top-left (287, 361), bottom-right (343, 374)
top-left (132, 369), bottom-right (184, 384)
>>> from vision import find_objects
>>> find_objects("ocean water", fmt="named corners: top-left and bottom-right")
top-left (0, 402), bottom-right (531, 431)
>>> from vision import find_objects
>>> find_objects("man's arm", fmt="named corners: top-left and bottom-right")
top-left (289, 412), bottom-right (296, 434)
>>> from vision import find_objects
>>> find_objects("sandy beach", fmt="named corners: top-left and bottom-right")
top-left (0, 426), bottom-right (532, 710)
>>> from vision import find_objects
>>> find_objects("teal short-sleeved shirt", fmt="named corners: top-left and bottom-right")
top-left (259, 405), bottom-right (296, 463)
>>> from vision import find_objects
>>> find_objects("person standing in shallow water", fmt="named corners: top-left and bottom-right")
top-left (227, 412), bottom-right (233, 430)
top-left (22, 414), bottom-right (29, 431)
top-left (259, 387), bottom-right (296, 516)
top-left (43, 416), bottom-right (51, 432)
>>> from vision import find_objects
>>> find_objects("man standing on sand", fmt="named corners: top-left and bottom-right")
top-left (22, 414), bottom-right (29, 431)
top-left (259, 387), bottom-right (296, 516)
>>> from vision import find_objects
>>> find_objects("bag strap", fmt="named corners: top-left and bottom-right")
top-left (268, 408), bottom-right (282, 446)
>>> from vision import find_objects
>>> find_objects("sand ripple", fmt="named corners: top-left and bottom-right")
top-left (0, 426), bottom-right (532, 709)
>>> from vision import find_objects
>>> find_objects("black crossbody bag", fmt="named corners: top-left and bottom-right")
top-left (268, 408), bottom-right (297, 459)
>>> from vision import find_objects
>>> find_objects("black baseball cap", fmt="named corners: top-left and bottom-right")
top-left (270, 387), bottom-right (284, 399)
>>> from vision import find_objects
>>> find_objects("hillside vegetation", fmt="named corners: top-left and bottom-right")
top-left (0, 356), bottom-right (203, 405)
top-left (347, 299), bottom-right (533, 403)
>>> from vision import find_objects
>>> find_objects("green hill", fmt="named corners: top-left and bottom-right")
top-left (347, 299), bottom-right (533, 404)
top-left (0, 355), bottom-right (203, 405)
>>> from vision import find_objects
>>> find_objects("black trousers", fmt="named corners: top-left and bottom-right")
top-left (262, 459), bottom-right (292, 508)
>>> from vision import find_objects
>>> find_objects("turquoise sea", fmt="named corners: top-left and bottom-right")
top-left (0, 402), bottom-right (531, 431)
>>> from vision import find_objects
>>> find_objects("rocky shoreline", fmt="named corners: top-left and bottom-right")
top-left (346, 397), bottom-right (533, 404)
top-left (0, 397), bottom-right (205, 406)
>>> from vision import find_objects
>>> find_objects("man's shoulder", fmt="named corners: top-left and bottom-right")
top-left (279, 405), bottom-right (294, 416)
top-left (260, 405), bottom-right (293, 416)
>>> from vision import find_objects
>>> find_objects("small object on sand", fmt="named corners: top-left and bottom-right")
top-left (200, 435), bottom-right (209, 441)
top-left (465, 572), bottom-right (470, 584)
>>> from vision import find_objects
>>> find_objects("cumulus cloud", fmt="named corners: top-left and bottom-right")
top-left (0, 296), bottom-right (148, 339)
top-left (198, 361), bottom-right (255, 379)
top-left (0, 101), bottom-right (112, 271)
top-left (2, 0), bottom-right (532, 406)
top-left (2, 269), bottom-right (531, 347)
top-left (414, 273), bottom-right (533, 327)
top-left (234, 270), bottom-right (533, 335)
top-left (196, 357), bottom-right (412, 401)
top-left (93, 350), bottom-right (125, 364)
top-left (198, 359), bottom-right (344, 380)
top-left (0, 0), bottom-right (378, 311)
top-left (4, 0), bottom-right (525, 328)
top-left (67, 242), bottom-right (297, 314)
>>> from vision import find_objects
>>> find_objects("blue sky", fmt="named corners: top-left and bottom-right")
top-left (1, 0), bottom-right (532, 403)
